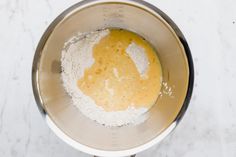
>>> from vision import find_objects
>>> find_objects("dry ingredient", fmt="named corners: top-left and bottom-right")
top-left (61, 29), bottom-right (162, 127)
top-left (126, 42), bottom-right (149, 78)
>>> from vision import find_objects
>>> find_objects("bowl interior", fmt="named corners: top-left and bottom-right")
top-left (34, 1), bottom-right (189, 152)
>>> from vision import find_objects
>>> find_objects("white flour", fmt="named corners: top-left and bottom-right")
top-left (61, 29), bottom-right (148, 127)
top-left (126, 42), bottom-right (149, 77)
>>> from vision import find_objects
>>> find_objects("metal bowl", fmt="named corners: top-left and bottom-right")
top-left (32, 0), bottom-right (194, 156)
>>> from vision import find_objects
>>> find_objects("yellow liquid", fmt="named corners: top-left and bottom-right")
top-left (77, 29), bottom-right (162, 112)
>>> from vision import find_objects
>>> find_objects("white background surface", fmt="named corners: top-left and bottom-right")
top-left (0, 0), bottom-right (236, 156)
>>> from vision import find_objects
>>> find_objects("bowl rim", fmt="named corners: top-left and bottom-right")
top-left (32, 0), bottom-right (194, 156)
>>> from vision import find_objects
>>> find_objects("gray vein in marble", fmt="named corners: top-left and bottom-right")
top-left (23, 96), bottom-right (32, 157)
top-left (21, 21), bottom-right (36, 51)
top-left (6, 0), bottom-right (20, 22)
top-left (0, 71), bottom-right (11, 134)
top-left (44, 0), bottom-right (53, 16)
top-left (0, 97), bottom-right (7, 133)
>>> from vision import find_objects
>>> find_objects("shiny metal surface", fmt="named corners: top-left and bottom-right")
top-left (32, 0), bottom-right (194, 156)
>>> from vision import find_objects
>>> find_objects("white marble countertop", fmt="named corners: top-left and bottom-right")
top-left (0, 0), bottom-right (236, 156)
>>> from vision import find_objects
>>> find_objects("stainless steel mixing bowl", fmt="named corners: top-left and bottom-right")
top-left (32, 0), bottom-right (194, 156)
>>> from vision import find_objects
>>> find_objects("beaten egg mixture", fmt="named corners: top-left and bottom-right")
top-left (77, 29), bottom-right (162, 112)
